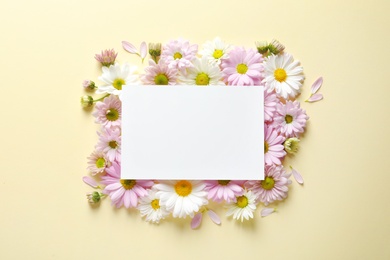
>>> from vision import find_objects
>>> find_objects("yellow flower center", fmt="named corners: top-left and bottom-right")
top-left (195, 72), bottom-right (210, 85)
top-left (236, 195), bottom-right (248, 208)
top-left (95, 158), bottom-right (105, 168)
top-left (264, 141), bottom-right (269, 153)
top-left (120, 179), bottom-right (136, 190)
top-left (213, 49), bottom-right (223, 59)
top-left (106, 109), bottom-right (119, 121)
top-left (173, 52), bottom-right (182, 59)
top-left (218, 180), bottom-right (231, 185)
top-left (154, 74), bottom-right (169, 85)
top-left (151, 199), bottom-right (160, 210)
top-left (174, 180), bottom-right (192, 197)
top-left (261, 177), bottom-right (275, 190)
top-left (236, 63), bottom-right (248, 74)
top-left (113, 78), bottom-right (125, 90)
top-left (274, 68), bottom-right (287, 82)
top-left (285, 115), bottom-right (293, 124)
top-left (108, 140), bottom-right (117, 149)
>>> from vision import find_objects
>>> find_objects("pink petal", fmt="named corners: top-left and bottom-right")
top-left (207, 210), bottom-right (221, 225)
top-left (191, 213), bottom-right (203, 229)
top-left (311, 77), bottom-right (323, 94)
top-left (291, 167), bottom-right (304, 184)
top-left (261, 207), bottom-right (275, 217)
top-left (82, 176), bottom-right (98, 188)
top-left (306, 93), bottom-right (323, 103)
top-left (122, 41), bottom-right (137, 54)
top-left (140, 41), bottom-right (147, 60)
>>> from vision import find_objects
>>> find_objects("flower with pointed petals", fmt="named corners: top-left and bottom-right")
top-left (273, 100), bottom-right (308, 138)
top-left (92, 95), bottom-right (121, 129)
top-left (95, 49), bottom-right (117, 67)
top-left (221, 47), bottom-right (264, 86)
top-left (96, 63), bottom-right (139, 100)
top-left (200, 37), bottom-right (230, 65)
top-left (204, 180), bottom-right (245, 203)
top-left (264, 89), bottom-right (278, 122)
top-left (141, 59), bottom-right (178, 85)
top-left (101, 162), bottom-right (153, 208)
top-left (178, 57), bottom-right (225, 86)
top-left (87, 150), bottom-right (110, 175)
top-left (160, 39), bottom-right (198, 72)
top-left (264, 125), bottom-right (286, 165)
top-left (137, 189), bottom-right (170, 224)
top-left (263, 53), bottom-right (304, 99)
top-left (155, 180), bottom-right (208, 218)
top-left (226, 191), bottom-right (257, 222)
top-left (245, 165), bottom-right (292, 206)
top-left (284, 137), bottom-right (300, 154)
top-left (96, 127), bottom-right (121, 162)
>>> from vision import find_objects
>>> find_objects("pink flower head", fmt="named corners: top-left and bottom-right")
top-left (96, 127), bottom-right (121, 163)
top-left (245, 165), bottom-right (292, 206)
top-left (101, 161), bottom-right (154, 208)
top-left (92, 95), bottom-right (121, 129)
top-left (141, 59), bottom-right (178, 85)
top-left (264, 88), bottom-right (278, 122)
top-left (273, 100), bottom-right (309, 138)
top-left (264, 125), bottom-right (286, 165)
top-left (204, 180), bottom-right (245, 203)
top-left (160, 39), bottom-right (198, 72)
top-left (221, 47), bottom-right (264, 86)
top-left (95, 49), bottom-right (118, 67)
top-left (87, 150), bottom-right (110, 175)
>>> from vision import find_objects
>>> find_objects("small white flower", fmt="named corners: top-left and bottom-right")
top-left (200, 37), bottom-right (230, 65)
top-left (137, 189), bottom-right (170, 224)
top-left (178, 57), bottom-right (225, 86)
top-left (226, 191), bottom-right (257, 222)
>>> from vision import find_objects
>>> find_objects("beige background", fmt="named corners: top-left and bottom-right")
top-left (1, 0), bottom-right (389, 259)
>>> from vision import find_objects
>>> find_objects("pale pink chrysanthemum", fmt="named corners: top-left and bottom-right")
top-left (87, 150), bottom-right (110, 176)
top-left (204, 180), bottom-right (245, 203)
top-left (95, 127), bottom-right (121, 163)
top-left (221, 47), bottom-right (264, 86)
top-left (101, 161), bottom-right (154, 208)
top-left (264, 125), bottom-right (286, 165)
top-left (92, 95), bottom-right (121, 129)
top-left (264, 88), bottom-right (278, 122)
top-left (245, 165), bottom-right (292, 206)
top-left (95, 49), bottom-right (117, 67)
top-left (141, 59), bottom-right (178, 85)
top-left (273, 100), bottom-right (309, 138)
top-left (160, 39), bottom-right (198, 72)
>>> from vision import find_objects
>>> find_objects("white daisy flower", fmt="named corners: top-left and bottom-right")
top-left (155, 180), bottom-right (208, 218)
top-left (137, 189), bottom-right (170, 224)
top-left (200, 37), bottom-right (230, 65)
top-left (178, 57), bottom-right (225, 86)
top-left (97, 63), bottom-right (139, 100)
top-left (226, 191), bottom-right (257, 222)
top-left (262, 53), bottom-right (304, 99)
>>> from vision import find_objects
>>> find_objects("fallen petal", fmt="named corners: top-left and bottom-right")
top-left (311, 77), bottom-right (323, 94)
top-left (191, 213), bottom-right (203, 229)
top-left (307, 93), bottom-right (323, 103)
top-left (261, 208), bottom-right (275, 217)
top-left (122, 41), bottom-right (138, 54)
top-left (207, 209), bottom-right (221, 225)
top-left (140, 41), bottom-right (147, 60)
top-left (82, 176), bottom-right (98, 188)
top-left (291, 167), bottom-right (304, 184)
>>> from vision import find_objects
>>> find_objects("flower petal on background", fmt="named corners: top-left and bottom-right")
top-left (291, 167), bottom-right (304, 184)
top-left (191, 213), bottom-right (203, 229)
top-left (261, 207), bottom-right (275, 217)
top-left (311, 77), bottom-right (323, 94)
top-left (122, 41), bottom-right (137, 54)
top-left (307, 93), bottom-right (323, 103)
top-left (82, 176), bottom-right (98, 188)
top-left (140, 41), bottom-right (147, 61)
top-left (207, 209), bottom-right (221, 225)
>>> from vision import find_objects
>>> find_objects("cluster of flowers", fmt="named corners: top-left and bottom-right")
top-left (81, 38), bottom-right (323, 228)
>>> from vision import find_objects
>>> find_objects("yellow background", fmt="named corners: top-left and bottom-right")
top-left (1, 0), bottom-right (389, 259)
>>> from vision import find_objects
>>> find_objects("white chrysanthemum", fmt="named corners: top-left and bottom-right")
top-left (226, 191), bottom-right (257, 222)
top-left (200, 37), bottom-right (230, 65)
top-left (155, 180), bottom-right (208, 218)
top-left (178, 57), bottom-right (225, 86)
top-left (137, 189), bottom-right (170, 224)
top-left (262, 53), bottom-right (304, 99)
top-left (97, 63), bottom-right (139, 100)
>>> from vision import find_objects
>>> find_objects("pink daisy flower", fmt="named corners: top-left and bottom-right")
top-left (141, 59), bottom-right (178, 85)
top-left (160, 39), bottom-right (198, 72)
top-left (273, 100), bottom-right (309, 138)
top-left (264, 88), bottom-right (278, 122)
top-left (264, 125), bottom-right (286, 165)
top-left (101, 161), bottom-right (154, 208)
top-left (92, 95), bottom-right (121, 129)
top-left (204, 180), bottom-right (245, 203)
top-left (95, 49), bottom-right (117, 67)
top-left (221, 47), bottom-right (264, 86)
top-left (87, 150), bottom-right (110, 175)
top-left (245, 165), bottom-right (292, 206)
top-left (96, 127), bottom-right (121, 162)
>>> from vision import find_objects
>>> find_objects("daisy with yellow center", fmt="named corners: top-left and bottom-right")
top-left (138, 189), bottom-right (170, 224)
top-left (155, 180), bottom-right (208, 218)
top-left (226, 191), bottom-right (257, 222)
top-left (87, 150), bottom-right (110, 175)
top-left (179, 57), bottom-right (225, 86)
top-left (92, 95), bottom-right (122, 129)
top-left (141, 59), bottom-right (178, 85)
top-left (200, 37), bottom-right (230, 65)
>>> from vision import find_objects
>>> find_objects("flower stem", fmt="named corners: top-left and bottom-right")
top-left (93, 94), bottom-right (110, 103)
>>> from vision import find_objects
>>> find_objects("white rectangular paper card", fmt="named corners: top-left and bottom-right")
top-left (121, 85), bottom-right (264, 180)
